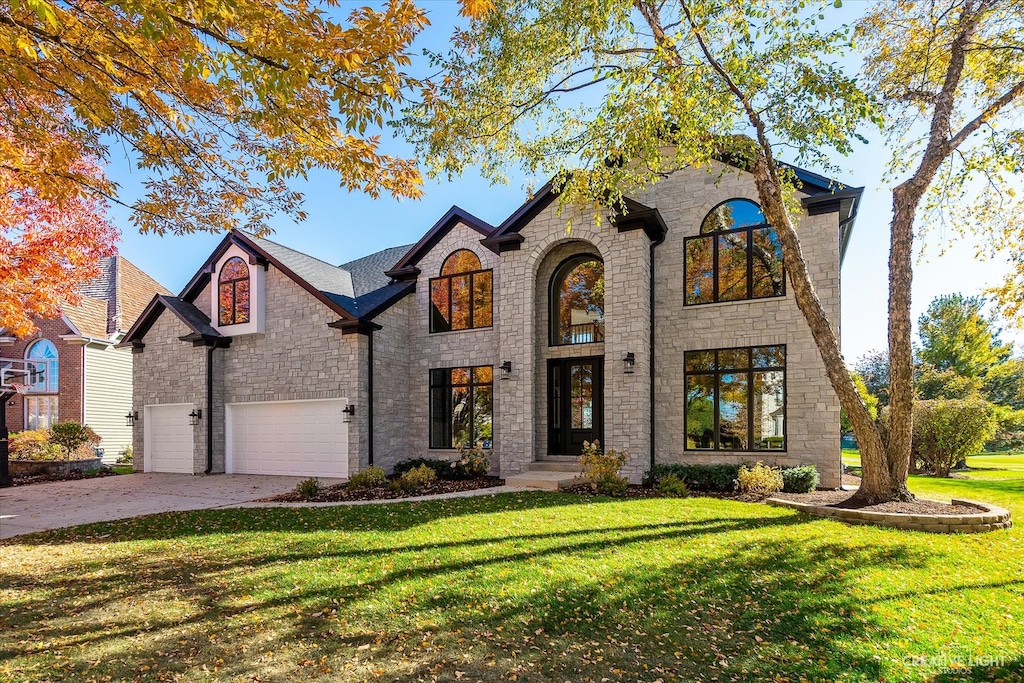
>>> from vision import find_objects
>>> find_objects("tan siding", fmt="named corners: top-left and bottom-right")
top-left (84, 343), bottom-right (133, 462)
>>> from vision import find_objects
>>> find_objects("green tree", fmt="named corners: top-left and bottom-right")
top-left (917, 294), bottom-right (1011, 377)
top-left (856, 0), bottom-right (1024, 500)
top-left (854, 350), bottom-right (890, 407)
top-left (841, 373), bottom-right (879, 434)
top-left (915, 365), bottom-right (982, 400)
top-left (981, 358), bottom-right (1024, 410)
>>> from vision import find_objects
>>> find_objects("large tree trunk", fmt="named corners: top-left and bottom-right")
top-left (750, 157), bottom-right (899, 502)
top-left (882, 188), bottom-right (918, 502)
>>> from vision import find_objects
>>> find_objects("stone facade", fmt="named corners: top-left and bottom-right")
top-left (130, 162), bottom-right (846, 488)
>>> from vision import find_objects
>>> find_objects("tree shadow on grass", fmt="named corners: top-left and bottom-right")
top-left (5, 490), bottom-right (617, 545)
top-left (3, 496), bottom-right (1020, 682)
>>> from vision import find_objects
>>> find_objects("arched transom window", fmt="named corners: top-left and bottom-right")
top-left (430, 249), bottom-right (492, 332)
top-left (685, 199), bottom-right (784, 305)
top-left (25, 338), bottom-right (59, 429)
top-left (551, 255), bottom-right (604, 345)
top-left (218, 256), bottom-right (251, 326)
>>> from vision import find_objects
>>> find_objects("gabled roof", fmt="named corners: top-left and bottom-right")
top-left (119, 295), bottom-right (226, 349)
top-left (385, 207), bottom-right (494, 280)
top-left (480, 184), bottom-right (668, 252)
top-left (480, 162), bottom-right (863, 260)
top-left (178, 230), bottom-right (359, 322)
top-left (341, 244), bottom-right (415, 297)
top-left (62, 254), bottom-right (170, 339)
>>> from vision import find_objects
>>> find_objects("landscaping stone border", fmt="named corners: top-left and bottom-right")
top-left (766, 497), bottom-right (1012, 533)
top-left (9, 458), bottom-right (103, 477)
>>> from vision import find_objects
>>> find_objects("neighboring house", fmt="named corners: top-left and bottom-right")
top-left (1, 255), bottom-right (170, 462)
top-left (123, 161), bottom-right (860, 487)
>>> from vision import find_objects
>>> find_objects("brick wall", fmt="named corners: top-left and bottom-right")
top-left (3, 317), bottom-right (84, 433)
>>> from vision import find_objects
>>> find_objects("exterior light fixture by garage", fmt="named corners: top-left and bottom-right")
top-left (499, 360), bottom-right (513, 380)
top-left (189, 408), bottom-right (203, 426)
top-left (125, 409), bottom-right (139, 427)
top-left (622, 352), bottom-right (636, 374)
top-left (342, 404), bottom-right (355, 423)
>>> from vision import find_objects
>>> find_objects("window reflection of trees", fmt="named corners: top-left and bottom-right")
top-left (684, 346), bottom-right (786, 451)
top-left (551, 255), bottom-right (605, 345)
top-left (430, 250), bottom-right (492, 332)
top-left (685, 199), bottom-right (784, 305)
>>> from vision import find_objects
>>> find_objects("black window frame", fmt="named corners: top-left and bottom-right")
top-left (683, 345), bottom-right (787, 452)
top-left (429, 252), bottom-right (493, 333)
top-left (218, 256), bottom-right (251, 326)
top-left (684, 199), bottom-right (786, 306)
top-left (429, 365), bottom-right (494, 449)
top-left (549, 253), bottom-right (606, 347)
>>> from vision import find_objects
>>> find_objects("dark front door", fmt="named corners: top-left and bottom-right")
top-left (548, 357), bottom-right (604, 455)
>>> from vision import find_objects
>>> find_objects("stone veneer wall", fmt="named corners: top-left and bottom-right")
top-left (642, 163), bottom-right (842, 488)
top-left (400, 222), bottom-right (501, 468)
top-left (494, 203), bottom-right (653, 482)
top-left (131, 310), bottom-right (207, 472)
top-left (371, 296), bottom-right (412, 474)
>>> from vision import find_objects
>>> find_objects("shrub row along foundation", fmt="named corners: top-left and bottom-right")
top-left (766, 497), bottom-right (1012, 533)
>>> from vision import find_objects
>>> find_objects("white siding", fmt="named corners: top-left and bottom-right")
top-left (84, 343), bottom-right (133, 463)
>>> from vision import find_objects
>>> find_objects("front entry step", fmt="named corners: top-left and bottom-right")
top-left (504, 467), bottom-right (585, 491)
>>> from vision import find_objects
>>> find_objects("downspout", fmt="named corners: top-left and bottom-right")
top-left (205, 344), bottom-right (214, 474)
top-left (367, 331), bottom-right (374, 466)
top-left (649, 234), bottom-right (665, 469)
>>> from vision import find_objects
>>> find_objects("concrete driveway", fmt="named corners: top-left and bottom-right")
top-left (0, 473), bottom-right (344, 539)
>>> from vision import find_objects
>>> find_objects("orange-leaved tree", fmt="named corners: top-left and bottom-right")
top-left (0, 0), bottom-right (447, 335)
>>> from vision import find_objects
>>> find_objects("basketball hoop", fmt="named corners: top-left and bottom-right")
top-left (8, 382), bottom-right (29, 395)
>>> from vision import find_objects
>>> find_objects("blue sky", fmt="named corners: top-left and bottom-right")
top-left (105, 1), bottom-right (1022, 363)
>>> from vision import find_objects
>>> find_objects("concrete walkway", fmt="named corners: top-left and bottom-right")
top-left (0, 473), bottom-right (344, 539)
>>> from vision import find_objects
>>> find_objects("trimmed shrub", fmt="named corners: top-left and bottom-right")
top-left (295, 477), bottom-right (323, 498)
top-left (394, 458), bottom-right (456, 479)
top-left (347, 466), bottom-right (387, 490)
top-left (781, 465), bottom-right (820, 493)
top-left (736, 462), bottom-right (784, 496)
top-left (653, 473), bottom-right (690, 497)
top-left (49, 421), bottom-right (100, 461)
top-left (8, 430), bottom-right (62, 461)
top-left (456, 444), bottom-right (490, 477)
top-left (643, 463), bottom-right (740, 492)
top-left (913, 398), bottom-right (997, 476)
top-left (579, 440), bottom-right (629, 496)
top-left (389, 463), bottom-right (437, 492)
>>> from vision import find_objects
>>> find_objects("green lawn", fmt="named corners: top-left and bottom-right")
top-left (2, 483), bottom-right (1023, 682)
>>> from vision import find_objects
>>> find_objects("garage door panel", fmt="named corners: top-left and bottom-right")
top-left (227, 400), bottom-right (348, 478)
top-left (145, 404), bottom-right (194, 474)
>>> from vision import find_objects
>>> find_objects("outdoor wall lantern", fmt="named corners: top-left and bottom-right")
top-left (342, 404), bottom-right (356, 423)
top-left (188, 408), bottom-right (203, 426)
top-left (622, 352), bottom-right (636, 375)
top-left (125, 409), bottom-right (139, 427)
top-left (499, 360), bottom-right (513, 381)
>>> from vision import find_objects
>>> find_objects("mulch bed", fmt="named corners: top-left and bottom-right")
top-left (6, 468), bottom-right (121, 487)
top-left (561, 483), bottom-right (766, 503)
top-left (771, 489), bottom-right (980, 515)
top-left (262, 476), bottom-right (505, 503)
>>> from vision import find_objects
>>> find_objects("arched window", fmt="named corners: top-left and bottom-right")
top-left (218, 256), bottom-right (250, 325)
top-left (430, 249), bottom-right (492, 332)
top-left (25, 339), bottom-right (59, 429)
top-left (685, 199), bottom-right (784, 305)
top-left (551, 255), bottom-right (604, 345)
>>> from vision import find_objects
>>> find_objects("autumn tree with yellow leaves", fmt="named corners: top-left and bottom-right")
top-left (1, 0), bottom-right (435, 334)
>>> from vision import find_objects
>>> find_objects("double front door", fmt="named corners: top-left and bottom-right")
top-left (548, 356), bottom-right (604, 456)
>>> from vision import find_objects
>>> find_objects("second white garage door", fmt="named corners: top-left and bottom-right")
top-left (226, 399), bottom-right (349, 478)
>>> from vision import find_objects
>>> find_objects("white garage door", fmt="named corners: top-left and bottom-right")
top-left (144, 403), bottom-right (195, 473)
top-left (226, 399), bottom-right (349, 478)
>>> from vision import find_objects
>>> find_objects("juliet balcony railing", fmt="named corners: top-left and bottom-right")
top-left (568, 322), bottom-right (604, 344)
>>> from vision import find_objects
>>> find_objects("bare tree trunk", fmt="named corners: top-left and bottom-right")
top-left (884, 190), bottom-right (918, 501)
top-left (750, 158), bottom-right (896, 502)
